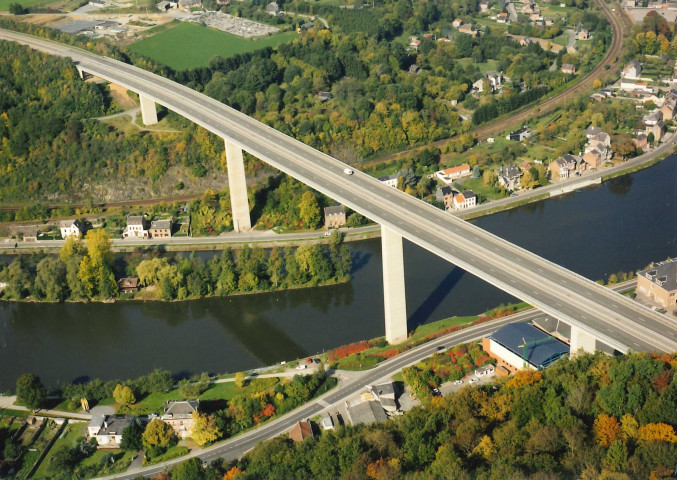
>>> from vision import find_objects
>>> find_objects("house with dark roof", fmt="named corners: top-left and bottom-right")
top-left (636, 259), bottom-right (677, 309)
top-left (118, 277), bottom-right (140, 293)
top-left (123, 216), bottom-right (148, 239)
top-left (149, 219), bottom-right (173, 238)
top-left (161, 400), bottom-right (200, 438)
top-left (369, 382), bottom-right (398, 413)
top-left (435, 186), bottom-right (454, 209)
top-left (483, 322), bottom-right (569, 371)
top-left (506, 126), bottom-right (531, 142)
top-left (87, 414), bottom-right (136, 448)
top-left (621, 59), bottom-right (642, 80)
top-left (378, 173), bottom-right (400, 188)
top-left (324, 205), bottom-right (346, 229)
top-left (60, 219), bottom-right (85, 239)
top-left (497, 164), bottom-right (522, 190)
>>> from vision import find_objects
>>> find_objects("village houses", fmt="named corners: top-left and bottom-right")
top-left (453, 191), bottom-right (477, 209)
top-left (324, 205), bottom-right (347, 229)
top-left (378, 173), bottom-right (399, 188)
top-left (497, 164), bottom-right (522, 190)
top-left (636, 259), bottom-right (677, 309)
top-left (122, 216), bottom-right (148, 239)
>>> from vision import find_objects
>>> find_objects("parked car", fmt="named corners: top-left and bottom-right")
top-left (470, 377), bottom-right (479, 383)
top-left (296, 364), bottom-right (307, 370)
top-left (453, 380), bottom-right (464, 385)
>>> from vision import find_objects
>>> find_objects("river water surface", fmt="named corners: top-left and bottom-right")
top-left (1, 158), bottom-right (675, 390)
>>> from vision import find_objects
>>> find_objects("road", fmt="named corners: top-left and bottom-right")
top-left (0, 225), bottom-right (378, 251)
top-left (95, 310), bottom-right (546, 480)
top-left (1, 28), bottom-right (675, 358)
top-left (366, 0), bottom-right (626, 165)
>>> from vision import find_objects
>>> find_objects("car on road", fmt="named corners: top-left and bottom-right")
top-left (453, 380), bottom-right (463, 385)
top-left (324, 231), bottom-right (332, 236)
top-left (343, 168), bottom-right (353, 175)
top-left (296, 364), bottom-right (307, 370)
top-left (470, 377), bottom-right (479, 383)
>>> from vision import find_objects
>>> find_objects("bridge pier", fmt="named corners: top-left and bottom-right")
top-left (224, 140), bottom-right (252, 232)
top-left (569, 325), bottom-right (596, 355)
top-left (382, 225), bottom-right (408, 344)
top-left (139, 94), bottom-right (158, 125)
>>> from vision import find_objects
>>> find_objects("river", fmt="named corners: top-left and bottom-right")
top-left (1, 158), bottom-right (675, 390)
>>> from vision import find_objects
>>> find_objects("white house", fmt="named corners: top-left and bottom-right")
top-left (621, 59), bottom-right (642, 80)
top-left (377, 173), bottom-right (399, 188)
top-left (453, 191), bottom-right (477, 209)
top-left (59, 219), bottom-right (84, 239)
top-left (88, 414), bottom-right (136, 448)
top-left (435, 164), bottom-right (471, 184)
top-left (122, 216), bottom-right (148, 239)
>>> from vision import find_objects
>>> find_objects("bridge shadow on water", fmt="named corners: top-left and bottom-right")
top-left (408, 267), bottom-right (465, 329)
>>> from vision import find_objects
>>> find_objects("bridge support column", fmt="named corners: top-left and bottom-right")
top-left (382, 225), bottom-right (408, 344)
top-left (569, 325), bottom-right (596, 355)
top-left (139, 94), bottom-right (158, 125)
top-left (225, 140), bottom-right (251, 232)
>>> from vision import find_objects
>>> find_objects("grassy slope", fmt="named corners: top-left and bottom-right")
top-left (129, 21), bottom-right (297, 69)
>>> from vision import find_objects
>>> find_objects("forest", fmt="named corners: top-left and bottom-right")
top-left (0, 229), bottom-right (352, 302)
top-left (159, 351), bottom-right (677, 480)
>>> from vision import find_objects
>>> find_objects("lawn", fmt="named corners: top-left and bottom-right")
top-left (0, 0), bottom-right (51, 11)
top-left (33, 422), bottom-right (86, 479)
top-left (457, 58), bottom-right (499, 74)
top-left (129, 22), bottom-right (298, 70)
top-left (458, 177), bottom-right (507, 201)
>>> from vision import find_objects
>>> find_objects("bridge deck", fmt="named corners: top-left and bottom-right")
top-left (2, 29), bottom-right (676, 353)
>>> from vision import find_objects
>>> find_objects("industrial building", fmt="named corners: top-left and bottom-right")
top-left (483, 322), bottom-right (570, 371)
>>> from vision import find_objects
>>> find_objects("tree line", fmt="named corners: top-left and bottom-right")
top-left (158, 351), bottom-right (677, 479)
top-left (132, 234), bottom-right (352, 301)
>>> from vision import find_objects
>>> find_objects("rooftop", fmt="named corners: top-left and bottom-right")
top-left (163, 400), bottom-right (199, 418)
top-left (639, 259), bottom-right (677, 292)
top-left (127, 215), bottom-right (145, 226)
top-left (347, 401), bottom-right (387, 425)
top-left (324, 205), bottom-right (345, 216)
top-left (289, 421), bottom-right (313, 442)
top-left (150, 219), bottom-right (172, 230)
top-left (489, 322), bottom-right (569, 368)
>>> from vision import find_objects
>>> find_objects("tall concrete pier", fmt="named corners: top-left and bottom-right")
top-left (224, 140), bottom-right (252, 232)
top-left (381, 225), bottom-right (408, 344)
top-left (139, 95), bottom-right (158, 125)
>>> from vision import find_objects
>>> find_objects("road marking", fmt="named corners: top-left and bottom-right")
top-left (317, 399), bottom-right (330, 408)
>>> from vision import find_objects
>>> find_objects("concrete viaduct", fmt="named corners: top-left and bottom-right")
top-left (2, 30), bottom-right (676, 355)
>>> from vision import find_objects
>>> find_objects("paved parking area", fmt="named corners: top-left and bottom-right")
top-left (187, 11), bottom-right (279, 38)
top-left (439, 372), bottom-right (497, 396)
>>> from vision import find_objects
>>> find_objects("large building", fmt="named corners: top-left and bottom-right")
top-left (161, 400), bottom-right (200, 438)
top-left (637, 259), bottom-right (677, 309)
top-left (483, 322), bottom-right (569, 371)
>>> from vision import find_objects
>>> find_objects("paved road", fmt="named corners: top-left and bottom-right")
top-left (0, 225), bottom-right (377, 251)
top-left (1, 29), bottom-right (675, 358)
top-left (95, 311), bottom-right (545, 480)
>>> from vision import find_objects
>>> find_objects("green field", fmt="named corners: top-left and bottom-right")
top-left (129, 22), bottom-right (298, 70)
top-left (0, 0), bottom-right (50, 11)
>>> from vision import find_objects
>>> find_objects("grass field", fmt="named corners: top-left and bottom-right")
top-left (0, 0), bottom-right (48, 10)
top-left (129, 22), bottom-right (298, 70)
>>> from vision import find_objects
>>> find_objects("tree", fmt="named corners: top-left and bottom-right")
top-left (297, 191), bottom-right (320, 228)
top-left (5, 258), bottom-right (30, 299)
top-left (113, 384), bottom-right (136, 405)
top-left (483, 170), bottom-right (497, 187)
top-left (16, 373), bottom-right (46, 410)
top-left (234, 372), bottom-right (246, 388)
top-left (35, 257), bottom-right (67, 302)
top-left (170, 457), bottom-right (205, 480)
top-left (594, 414), bottom-right (622, 447)
top-left (9, 3), bottom-right (28, 14)
top-left (137, 258), bottom-right (170, 286)
top-left (142, 419), bottom-right (176, 452)
top-left (191, 412), bottom-right (221, 446)
top-left (121, 423), bottom-right (143, 451)
top-left (85, 229), bottom-right (112, 265)
top-left (637, 423), bottom-right (677, 443)
top-left (59, 236), bottom-right (83, 263)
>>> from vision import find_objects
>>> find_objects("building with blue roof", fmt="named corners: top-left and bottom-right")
top-left (486, 322), bottom-right (569, 371)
